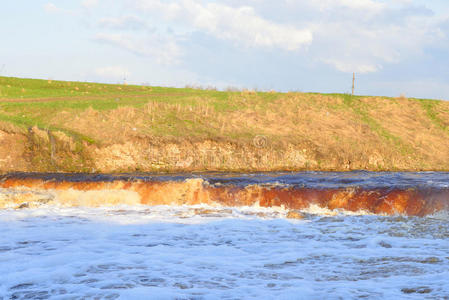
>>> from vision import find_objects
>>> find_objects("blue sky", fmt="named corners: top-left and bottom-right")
top-left (1, 0), bottom-right (449, 99)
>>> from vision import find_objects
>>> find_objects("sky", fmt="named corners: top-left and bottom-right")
top-left (1, 0), bottom-right (449, 99)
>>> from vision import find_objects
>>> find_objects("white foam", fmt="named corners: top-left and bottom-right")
top-left (299, 204), bottom-right (375, 216)
top-left (0, 206), bottom-right (448, 299)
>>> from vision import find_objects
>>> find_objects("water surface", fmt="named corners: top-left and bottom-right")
top-left (0, 172), bottom-right (448, 299)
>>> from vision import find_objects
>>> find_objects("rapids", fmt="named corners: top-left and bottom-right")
top-left (1, 171), bottom-right (448, 216)
top-left (1, 172), bottom-right (448, 299)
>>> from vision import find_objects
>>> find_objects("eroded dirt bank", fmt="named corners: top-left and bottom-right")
top-left (1, 175), bottom-right (448, 216)
top-left (1, 125), bottom-right (449, 173)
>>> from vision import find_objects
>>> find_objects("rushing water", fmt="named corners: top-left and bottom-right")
top-left (0, 172), bottom-right (448, 299)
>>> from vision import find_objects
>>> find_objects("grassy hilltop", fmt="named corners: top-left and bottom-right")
top-left (0, 76), bottom-right (448, 173)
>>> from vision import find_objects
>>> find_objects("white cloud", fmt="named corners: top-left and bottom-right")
top-left (127, 0), bottom-right (445, 73)
top-left (44, 3), bottom-right (59, 13)
top-left (98, 16), bottom-right (147, 30)
top-left (43, 2), bottom-right (77, 15)
top-left (133, 0), bottom-right (313, 51)
top-left (337, 0), bottom-right (385, 11)
top-left (292, 0), bottom-right (445, 73)
top-left (85, 0), bottom-right (448, 77)
top-left (305, 0), bottom-right (386, 13)
top-left (82, 0), bottom-right (99, 9)
top-left (95, 33), bottom-right (181, 65)
top-left (323, 59), bottom-right (380, 74)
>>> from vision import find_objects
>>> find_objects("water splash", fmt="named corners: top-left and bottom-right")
top-left (1, 172), bottom-right (448, 216)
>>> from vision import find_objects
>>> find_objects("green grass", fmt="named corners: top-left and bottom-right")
top-left (0, 112), bottom-right (95, 144)
top-left (420, 99), bottom-right (448, 132)
top-left (0, 76), bottom-right (285, 141)
top-left (336, 93), bottom-right (412, 154)
top-left (0, 76), bottom-right (447, 160)
top-left (0, 76), bottom-right (152, 99)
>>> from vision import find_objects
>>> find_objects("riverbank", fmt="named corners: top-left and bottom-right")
top-left (1, 76), bottom-right (449, 173)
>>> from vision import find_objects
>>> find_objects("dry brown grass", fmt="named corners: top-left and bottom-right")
top-left (47, 92), bottom-right (449, 171)
top-left (2, 85), bottom-right (449, 172)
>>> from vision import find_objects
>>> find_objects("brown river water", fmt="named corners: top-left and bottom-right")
top-left (0, 172), bottom-right (448, 299)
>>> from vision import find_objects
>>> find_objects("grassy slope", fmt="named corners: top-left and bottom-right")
top-left (0, 76), bottom-right (448, 172)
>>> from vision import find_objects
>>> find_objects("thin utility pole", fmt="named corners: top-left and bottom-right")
top-left (352, 72), bottom-right (355, 96)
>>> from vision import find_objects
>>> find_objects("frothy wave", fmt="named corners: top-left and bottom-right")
top-left (1, 173), bottom-right (448, 216)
